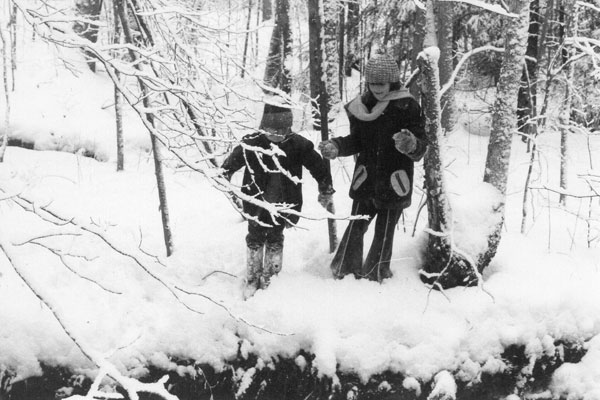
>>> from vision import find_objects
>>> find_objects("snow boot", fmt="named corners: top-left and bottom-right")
top-left (262, 245), bottom-right (283, 288)
top-left (244, 245), bottom-right (264, 299)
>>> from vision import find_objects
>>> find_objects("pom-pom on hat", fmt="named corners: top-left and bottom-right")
top-left (365, 54), bottom-right (400, 84)
top-left (259, 103), bottom-right (293, 130)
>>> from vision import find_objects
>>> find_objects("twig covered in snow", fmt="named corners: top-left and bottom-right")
top-left (0, 227), bottom-right (181, 400)
top-left (3, 189), bottom-right (293, 336)
top-left (440, 46), bottom-right (504, 98)
top-left (439, 0), bottom-right (518, 18)
top-left (10, 0), bottom-right (365, 227)
top-left (530, 185), bottom-right (600, 199)
top-left (576, 0), bottom-right (600, 13)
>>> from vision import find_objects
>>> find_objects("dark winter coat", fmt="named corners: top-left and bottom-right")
top-left (222, 132), bottom-right (332, 224)
top-left (332, 90), bottom-right (427, 209)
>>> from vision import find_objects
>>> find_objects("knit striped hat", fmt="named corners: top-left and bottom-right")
top-left (365, 54), bottom-right (400, 84)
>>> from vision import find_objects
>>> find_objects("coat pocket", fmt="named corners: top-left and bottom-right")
top-left (351, 164), bottom-right (368, 191)
top-left (390, 169), bottom-right (410, 196)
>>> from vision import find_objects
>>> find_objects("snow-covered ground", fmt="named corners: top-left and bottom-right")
top-left (1, 13), bottom-right (600, 400)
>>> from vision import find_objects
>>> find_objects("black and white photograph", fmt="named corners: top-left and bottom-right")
top-left (0, 0), bottom-right (599, 399)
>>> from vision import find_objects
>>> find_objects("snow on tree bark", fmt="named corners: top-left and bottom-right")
top-left (418, 47), bottom-right (478, 289)
top-left (516, 0), bottom-right (539, 141)
top-left (322, 0), bottom-right (341, 119)
top-left (436, 0), bottom-right (457, 133)
top-left (114, 74), bottom-right (124, 171)
top-left (308, 0), bottom-right (338, 252)
top-left (344, 0), bottom-right (359, 78)
top-left (410, 6), bottom-right (426, 99)
top-left (559, 0), bottom-right (578, 206)
top-left (479, 0), bottom-right (530, 269)
top-left (0, 24), bottom-right (10, 163)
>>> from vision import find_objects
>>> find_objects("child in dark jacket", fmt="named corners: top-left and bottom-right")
top-left (319, 54), bottom-right (427, 282)
top-left (222, 102), bottom-right (334, 297)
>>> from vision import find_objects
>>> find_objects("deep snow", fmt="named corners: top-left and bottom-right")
top-left (1, 10), bottom-right (600, 400)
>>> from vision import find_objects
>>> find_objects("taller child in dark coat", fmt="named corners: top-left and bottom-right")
top-left (319, 54), bottom-right (427, 282)
top-left (222, 103), bottom-right (334, 297)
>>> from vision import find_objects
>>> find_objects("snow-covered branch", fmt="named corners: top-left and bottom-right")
top-left (12, 0), bottom-right (359, 226)
top-left (438, 0), bottom-right (519, 17)
top-left (530, 185), bottom-right (600, 199)
top-left (0, 227), bottom-right (180, 400)
top-left (576, 0), bottom-right (600, 13)
top-left (440, 46), bottom-right (504, 98)
top-left (4, 190), bottom-right (299, 336)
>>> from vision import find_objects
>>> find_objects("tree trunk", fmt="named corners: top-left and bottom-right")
top-left (263, 0), bottom-right (292, 93)
top-left (410, 7), bottom-right (426, 99)
top-left (262, 0), bottom-right (272, 21)
top-left (73, 0), bottom-right (104, 72)
top-left (559, 0), bottom-right (578, 206)
top-left (115, 0), bottom-right (174, 256)
top-left (436, 0), bottom-right (458, 133)
top-left (419, 47), bottom-right (478, 289)
top-left (516, 0), bottom-right (540, 143)
top-left (114, 74), bottom-right (124, 171)
top-left (9, 3), bottom-right (17, 91)
top-left (344, 0), bottom-right (359, 77)
top-left (479, 0), bottom-right (531, 269)
top-left (308, 0), bottom-right (338, 253)
top-left (241, 0), bottom-right (253, 78)
top-left (0, 25), bottom-right (10, 162)
top-left (112, 0), bottom-right (124, 172)
top-left (322, 0), bottom-right (341, 115)
top-left (338, 3), bottom-right (345, 97)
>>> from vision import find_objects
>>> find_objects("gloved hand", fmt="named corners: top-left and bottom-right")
top-left (393, 129), bottom-right (417, 154)
top-left (318, 140), bottom-right (339, 160)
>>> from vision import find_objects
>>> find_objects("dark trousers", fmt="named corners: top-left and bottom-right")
top-left (331, 200), bottom-right (402, 282)
top-left (246, 220), bottom-right (284, 251)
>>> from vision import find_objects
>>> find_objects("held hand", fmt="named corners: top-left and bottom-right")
top-left (318, 140), bottom-right (339, 160)
top-left (318, 192), bottom-right (333, 209)
top-left (393, 129), bottom-right (417, 154)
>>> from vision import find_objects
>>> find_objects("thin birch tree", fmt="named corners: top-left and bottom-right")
top-left (0, 22), bottom-right (10, 162)
top-left (559, 0), bottom-right (579, 206)
top-left (241, 0), bottom-right (253, 78)
top-left (516, 0), bottom-right (539, 143)
top-left (410, 6), bottom-right (426, 99)
top-left (114, 0), bottom-right (174, 256)
top-left (478, 0), bottom-right (531, 270)
top-left (263, 0), bottom-right (291, 93)
top-left (437, 0), bottom-right (458, 133)
top-left (308, 0), bottom-right (338, 252)
top-left (418, 0), bottom-right (477, 289)
top-left (418, 0), bottom-right (531, 287)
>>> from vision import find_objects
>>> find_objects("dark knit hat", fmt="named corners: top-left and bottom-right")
top-left (259, 103), bottom-right (293, 130)
top-left (365, 54), bottom-right (400, 84)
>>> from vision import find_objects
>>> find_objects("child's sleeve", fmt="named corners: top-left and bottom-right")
top-left (330, 108), bottom-right (362, 157)
top-left (301, 139), bottom-right (334, 194)
top-left (221, 144), bottom-right (245, 180)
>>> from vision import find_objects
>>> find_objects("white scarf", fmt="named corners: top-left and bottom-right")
top-left (347, 89), bottom-right (412, 121)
